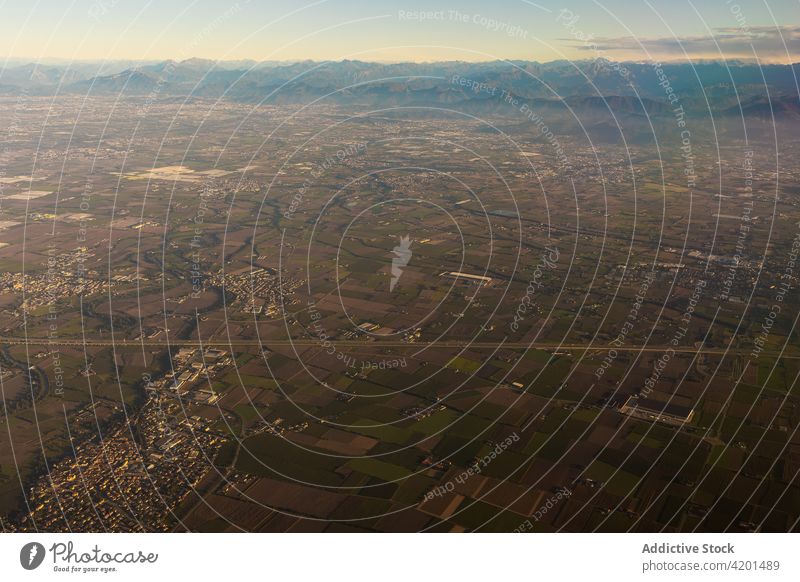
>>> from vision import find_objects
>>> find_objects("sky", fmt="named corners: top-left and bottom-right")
top-left (1, 0), bottom-right (798, 64)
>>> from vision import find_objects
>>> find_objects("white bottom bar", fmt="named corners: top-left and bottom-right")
top-left (1, 533), bottom-right (797, 581)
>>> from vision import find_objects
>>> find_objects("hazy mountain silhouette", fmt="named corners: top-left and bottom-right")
top-left (2, 59), bottom-right (798, 132)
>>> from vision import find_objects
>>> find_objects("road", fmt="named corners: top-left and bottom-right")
top-left (0, 336), bottom-right (797, 359)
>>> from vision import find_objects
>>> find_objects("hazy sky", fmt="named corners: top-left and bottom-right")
top-left (1, 0), bottom-right (798, 63)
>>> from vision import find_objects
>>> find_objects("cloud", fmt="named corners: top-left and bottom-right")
top-left (570, 25), bottom-right (800, 63)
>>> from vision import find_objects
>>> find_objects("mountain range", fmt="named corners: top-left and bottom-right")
top-left (2, 58), bottom-right (798, 130)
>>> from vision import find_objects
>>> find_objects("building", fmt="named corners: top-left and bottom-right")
top-left (439, 271), bottom-right (493, 285)
top-left (620, 396), bottom-right (695, 425)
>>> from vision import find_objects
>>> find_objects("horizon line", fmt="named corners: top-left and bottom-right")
top-left (3, 56), bottom-right (799, 67)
